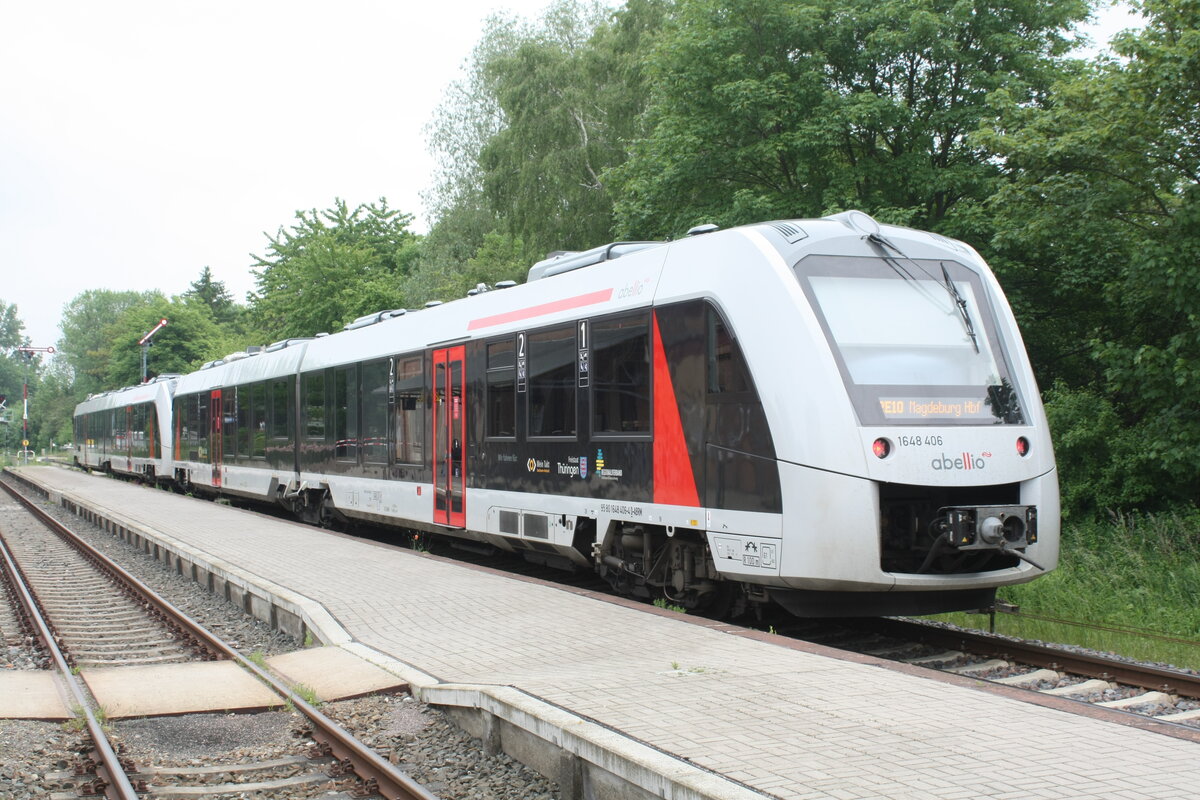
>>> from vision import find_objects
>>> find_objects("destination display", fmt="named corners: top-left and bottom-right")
top-left (878, 396), bottom-right (997, 421)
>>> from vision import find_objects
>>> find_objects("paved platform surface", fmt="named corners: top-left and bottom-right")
top-left (17, 466), bottom-right (1200, 800)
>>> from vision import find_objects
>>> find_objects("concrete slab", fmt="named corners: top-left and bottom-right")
top-left (83, 661), bottom-right (279, 718)
top-left (0, 671), bottom-right (71, 720)
top-left (266, 646), bottom-right (407, 701)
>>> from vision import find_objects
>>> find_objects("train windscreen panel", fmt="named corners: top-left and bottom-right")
top-left (796, 255), bottom-right (1025, 426)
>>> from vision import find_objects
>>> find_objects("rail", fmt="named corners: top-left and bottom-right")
top-left (865, 616), bottom-right (1200, 697)
top-left (0, 475), bottom-right (439, 800)
top-left (0, 517), bottom-right (141, 799)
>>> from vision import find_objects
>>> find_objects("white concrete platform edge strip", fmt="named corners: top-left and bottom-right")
top-left (343, 642), bottom-right (771, 800)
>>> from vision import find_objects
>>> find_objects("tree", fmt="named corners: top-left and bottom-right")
top-left (610, 0), bottom-right (1089, 238)
top-left (183, 266), bottom-right (241, 326)
top-left (0, 300), bottom-right (30, 451)
top-left (28, 361), bottom-right (78, 451)
top-left (249, 199), bottom-right (420, 338)
top-left (405, 230), bottom-right (528, 306)
top-left (58, 290), bottom-right (158, 397)
top-left (980, 0), bottom-right (1200, 512)
top-left (424, 0), bottom-right (669, 266)
top-left (102, 297), bottom-right (226, 387)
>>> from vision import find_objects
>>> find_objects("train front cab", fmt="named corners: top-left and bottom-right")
top-left (760, 224), bottom-right (1059, 617)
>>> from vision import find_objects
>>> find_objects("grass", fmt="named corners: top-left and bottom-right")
top-left (924, 510), bottom-right (1200, 671)
top-left (291, 683), bottom-right (321, 707)
top-left (653, 597), bottom-right (687, 614)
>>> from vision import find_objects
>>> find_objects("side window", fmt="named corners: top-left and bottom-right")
top-left (528, 326), bottom-right (576, 437)
top-left (249, 382), bottom-right (267, 457)
top-left (236, 386), bottom-right (251, 457)
top-left (197, 393), bottom-right (210, 462)
top-left (270, 379), bottom-right (289, 440)
top-left (707, 307), bottom-right (750, 395)
top-left (113, 408), bottom-right (127, 449)
top-left (394, 355), bottom-right (424, 464)
top-left (223, 389), bottom-right (239, 458)
top-left (361, 359), bottom-right (390, 464)
top-left (303, 371), bottom-right (325, 440)
top-left (591, 314), bottom-right (651, 435)
top-left (486, 337), bottom-right (516, 438)
top-left (334, 365), bottom-right (358, 461)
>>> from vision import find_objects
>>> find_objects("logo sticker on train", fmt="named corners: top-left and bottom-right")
top-left (931, 451), bottom-right (993, 471)
top-left (556, 458), bottom-right (585, 477)
top-left (595, 449), bottom-right (623, 481)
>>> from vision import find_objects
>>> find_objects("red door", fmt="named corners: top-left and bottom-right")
top-left (210, 389), bottom-right (223, 487)
top-left (432, 347), bottom-right (466, 527)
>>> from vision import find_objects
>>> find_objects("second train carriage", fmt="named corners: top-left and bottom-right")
top-left (157, 212), bottom-right (1059, 617)
top-left (73, 375), bottom-right (178, 481)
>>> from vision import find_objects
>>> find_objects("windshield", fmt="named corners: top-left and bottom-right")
top-left (796, 254), bottom-right (1025, 425)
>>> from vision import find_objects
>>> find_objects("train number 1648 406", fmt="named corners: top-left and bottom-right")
top-left (897, 435), bottom-right (943, 447)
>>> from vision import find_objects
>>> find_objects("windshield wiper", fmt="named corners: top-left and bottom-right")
top-left (941, 263), bottom-right (980, 354)
top-left (862, 231), bottom-right (981, 353)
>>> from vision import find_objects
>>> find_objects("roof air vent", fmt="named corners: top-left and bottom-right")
top-left (686, 223), bottom-right (719, 236)
top-left (769, 222), bottom-right (809, 243)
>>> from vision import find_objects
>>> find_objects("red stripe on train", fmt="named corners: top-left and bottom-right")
top-left (467, 289), bottom-right (613, 331)
top-left (652, 312), bottom-right (700, 507)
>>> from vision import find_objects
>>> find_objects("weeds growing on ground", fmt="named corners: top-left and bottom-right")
top-left (653, 597), bottom-right (687, 614)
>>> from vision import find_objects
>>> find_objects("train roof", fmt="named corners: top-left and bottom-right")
top-left (75, 375), bottom-right (179, 415)
top-left (139, 212), bottom-right (988, 393)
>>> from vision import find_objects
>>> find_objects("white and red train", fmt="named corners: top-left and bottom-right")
top-left (74, 212), bottom-right (1059, 616)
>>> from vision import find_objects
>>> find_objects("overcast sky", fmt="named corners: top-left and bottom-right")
top-left (1, 1), bottom-right (1141, 354)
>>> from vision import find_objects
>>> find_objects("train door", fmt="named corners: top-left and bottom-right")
top-left (432, 346), bottom-right (466, 527)
top-left (210, 389), bottom-right (223, 487)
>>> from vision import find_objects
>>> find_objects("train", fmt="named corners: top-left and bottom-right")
top-left (74, 211), bottom-right (1059, 617)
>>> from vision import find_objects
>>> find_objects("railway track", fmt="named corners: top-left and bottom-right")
top-left (0, 476), bottom-right (438, 800)
top-left (784, 615), bottom-right (1200, 731)
top-left (10, 464), bottom-right (1199, 795)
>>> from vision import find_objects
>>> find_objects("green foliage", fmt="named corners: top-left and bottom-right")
top-left (1002, 511), bottom-right (1200, 659)
top-left (249, 198), bottom-right (420, 338)
top-left (406, 230), bottom-right (527, 306)
top-left (1043, 383), bottom-right (1165, 517)
top-left (610, 0), bottom-right (1089, 238)
top-left (0, 300), bottom-right (30, 452)
top-left (426, 0), bottom-right (668, 262)
top-left (58, 289), bottom-right (158, 397)
top-left (653, 597), bottom-right (687, 613)
top-left (981, 0), bottom-right (1200, 514)
top-left (102, 297), bottom-right (226, 387)
top-left (183, 266), bottom-right (242, 327)
top-left (29, 362), bottom-right (81, 449)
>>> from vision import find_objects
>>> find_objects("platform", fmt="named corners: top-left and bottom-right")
top-left (14, 465), bottom-right (1200, 800)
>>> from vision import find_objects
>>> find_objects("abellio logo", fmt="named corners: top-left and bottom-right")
top-left (931, 452), bottom-right (989, 471)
